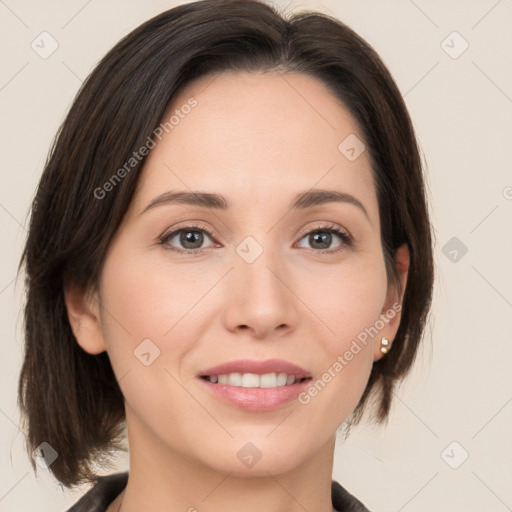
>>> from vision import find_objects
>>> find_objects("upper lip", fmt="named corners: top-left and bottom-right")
top-left (199, 359), bottom-right (312, 379)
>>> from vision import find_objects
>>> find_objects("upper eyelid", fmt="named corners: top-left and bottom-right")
top-left (161, 223), bottom-right (217, 241)
top-left (161, 222), bottom-right (349, 237)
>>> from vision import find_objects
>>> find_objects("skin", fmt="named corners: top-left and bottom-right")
top-left (65, 71), bottom-right (409, 512)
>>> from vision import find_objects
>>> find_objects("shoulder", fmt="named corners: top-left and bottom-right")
top-left (331, 479), bottom-right (373, 512)
top-left (66, 472), bottom-right (128, 512)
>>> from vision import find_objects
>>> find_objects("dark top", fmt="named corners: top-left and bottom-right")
top-left (66, 472), bottom-right (372, 511)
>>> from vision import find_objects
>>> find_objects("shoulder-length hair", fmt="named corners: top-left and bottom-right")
top-left (18, 0), bottom-right (434, 487)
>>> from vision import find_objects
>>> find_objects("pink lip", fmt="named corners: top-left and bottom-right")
top-left (198, 358), bottom-right (311, 379)
top-left (198, 378), bottom-right (311, 412)
top-left (197, 359), bottom-right (312, 412)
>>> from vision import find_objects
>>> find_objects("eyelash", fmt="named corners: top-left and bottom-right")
top-left (159, 223), bottom-right (352, 255)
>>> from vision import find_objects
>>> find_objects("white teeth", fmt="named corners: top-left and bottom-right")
top-left (260, 372), bottom-right (278, 388)
top-left (228, 372), bottom-right (242, 386)
top-left (206, 372), bottom-right (299, 388)
top-left (276, 372), bottom-right (287, 386)
top-left (241, 373), bottom-right (260, 387)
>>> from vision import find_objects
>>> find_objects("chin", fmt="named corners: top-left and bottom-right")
top-left (197, 438), bottom-right (310, 477)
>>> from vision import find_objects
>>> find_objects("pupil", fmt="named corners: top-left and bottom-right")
top-left (181, 230), bottom-right (203, 249)
top-left (311, 232), bottom-right (331, 249)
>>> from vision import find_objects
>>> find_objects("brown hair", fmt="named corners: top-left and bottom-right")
top-left (18, 0), bottom-right (434, 488)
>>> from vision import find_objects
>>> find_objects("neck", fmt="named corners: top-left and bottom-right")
top-left (114, 409), bottom-right (337, 512)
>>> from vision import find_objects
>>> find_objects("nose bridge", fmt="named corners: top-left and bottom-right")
top-left (237, 239), bottom-right (282, 299)
top-left (236, 235), bottom-right (287, 306)
top-left (222, 234), bottom-right (298, 337)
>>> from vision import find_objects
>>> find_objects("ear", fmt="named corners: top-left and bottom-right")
top-left (64, 280), bottom-right (108, 355)
top-left (373, 244), bottom-right (410, 362)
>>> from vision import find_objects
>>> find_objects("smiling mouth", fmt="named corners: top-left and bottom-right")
top-left (200, 372), bottom-right (312, 388)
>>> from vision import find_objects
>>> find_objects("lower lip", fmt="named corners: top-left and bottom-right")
top-left (198, 377), bottom-right (312, 411)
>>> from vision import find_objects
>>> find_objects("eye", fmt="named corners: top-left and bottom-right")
top-left (296, 224), bottom-right (352, 254)
top-left (159, 223), bottom-right (352, 255)
top-left (159, 224), bottom-right (217, 253)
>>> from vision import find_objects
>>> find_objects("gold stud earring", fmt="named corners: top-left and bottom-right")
top-left (380, 336), bottom-right (390, 354)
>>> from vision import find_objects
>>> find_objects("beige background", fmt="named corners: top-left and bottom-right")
top-left (1, 0), bottom-right (511, 511)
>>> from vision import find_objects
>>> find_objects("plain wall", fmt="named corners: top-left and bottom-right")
top-left (1, 1), bottom-right (511, 511)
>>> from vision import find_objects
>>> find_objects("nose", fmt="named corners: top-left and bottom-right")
top-left (221, 247), bottom-right (300, 340)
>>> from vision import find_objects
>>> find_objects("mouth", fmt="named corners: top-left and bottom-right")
top-left (197, 359), bottom-right (313, 411)
top-left (200, 373), bottom-right (311, 388)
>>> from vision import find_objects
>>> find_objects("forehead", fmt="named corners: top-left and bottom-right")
top-left (131, 71), bottom-right (378, 224)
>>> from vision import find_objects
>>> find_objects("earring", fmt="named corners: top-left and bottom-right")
top-left (380, 336), bottom-right (391, 354)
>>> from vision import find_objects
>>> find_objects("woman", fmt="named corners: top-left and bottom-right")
top-left (17, 0), bottom-right (434, 510)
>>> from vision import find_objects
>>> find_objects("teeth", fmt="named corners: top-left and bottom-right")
top-left (276, 372), bottom-right (287, 386)
top-left (207, 372), bottom-right (300, 388)
top-left (260, 373), bottom-right (277, 388)
top-left (228, 373), bottom-right (242, 386)
top-left (241, 373), bottom-right (260, 387)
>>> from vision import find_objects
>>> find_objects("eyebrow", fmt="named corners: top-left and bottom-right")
top-left (139, 188), bottom-right (370, 220)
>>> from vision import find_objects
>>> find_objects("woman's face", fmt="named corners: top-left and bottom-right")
top-left (70, 71), bottom-right (408, 476)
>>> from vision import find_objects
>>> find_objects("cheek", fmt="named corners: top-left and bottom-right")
top-left (97, 251), bottom-right (212, 434)
top-left (99, 250), bottom-right (209, 349)
top-left (291, 255), bottom-right (388, 420)
top-left (298, 253), bottom-right (389, 351)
